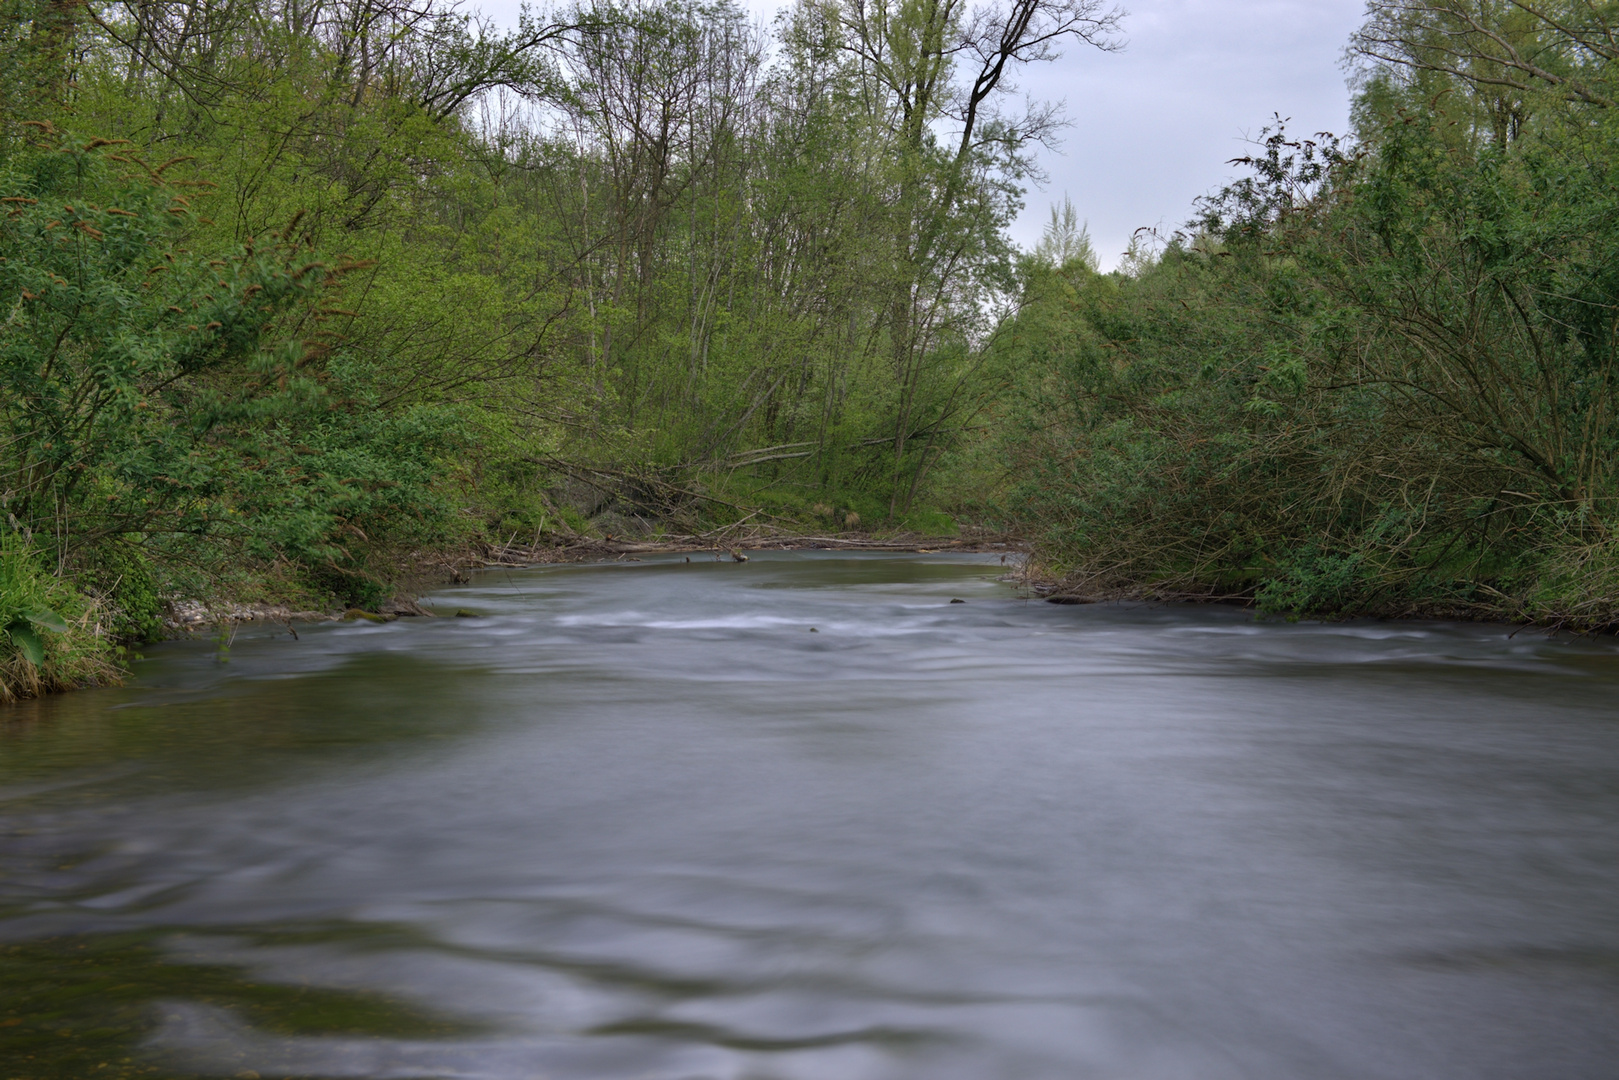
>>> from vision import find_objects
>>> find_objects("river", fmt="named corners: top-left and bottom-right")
top-left (1, 552), bottom-right (1617, 1079)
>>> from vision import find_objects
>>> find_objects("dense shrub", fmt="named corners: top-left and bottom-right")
top-left (997, 15), bottom-right (1619, 625)
top-left (0, 537), bottom-right (119, 701)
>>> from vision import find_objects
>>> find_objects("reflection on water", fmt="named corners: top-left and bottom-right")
top-left (2, 553), bottom-right (1618, 1079)
top-left (0, 652), bottom-right (493, 807)
top-left (0, 927), bottom-right (476, 1079)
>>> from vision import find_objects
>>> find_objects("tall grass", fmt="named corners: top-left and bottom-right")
top-left (0, 537), bottom-right (120, 703)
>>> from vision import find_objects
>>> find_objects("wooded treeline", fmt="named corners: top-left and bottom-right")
top-left (7, 0), bottom-right (1619, 698)
top-left (1, 0), bottom-right (1122, 694)
top-left (998, 0), bottom-right (1619, 627)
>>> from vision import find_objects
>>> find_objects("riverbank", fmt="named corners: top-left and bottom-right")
top-left (162, 529), bottom-right (1030, 629)
top-left (1, 527), bottom-right (1029, 704)
top-left (478, 528), bottom-right (1028, 564)
top-left (1019, 563), bottom-right (1601, 632)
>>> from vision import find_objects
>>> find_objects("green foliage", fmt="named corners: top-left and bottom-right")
top-left (1, 544), bottom-right (71, 667)
top-left (1034, 196), bottom-right (1100, 272)
top-left (996, 2), bottom-right (1619, 624)
top-left (0, 123), bottom-right (467, 630)
top-left (0, 535), bottom-right (118, 700)
top-left (1255, 548), bottom-right (1371, 617)
top-left (0, 0), bottom-right (1119, 702)
top-left (0, 131), bottom-right (342, 540)
top-left (75, 542), bottom-right (164, 644)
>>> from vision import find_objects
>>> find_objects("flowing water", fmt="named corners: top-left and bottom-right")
top-left (2, 552), bottom-right (1618, 1080)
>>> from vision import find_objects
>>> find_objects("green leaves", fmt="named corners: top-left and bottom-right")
top-left (0, 134), bottom-right (373, 554)
top-left (995, 4), bottom-right (1619, 623)
top-left (2, 609), bottom-right (65, 666)
top-left (22, 607), bottom-right (67, 633)
top-left (5, 623), bottom-right (44, 665)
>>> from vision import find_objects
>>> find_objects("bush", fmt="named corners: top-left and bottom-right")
top-left (0, 132), bottom-right (468, 626)
top-left (0, 536), bottom-right (119, 702)
top-left (75, 542), bottom-right (165, 645)
top-left (1256, 548), bottom-right (1371, 617)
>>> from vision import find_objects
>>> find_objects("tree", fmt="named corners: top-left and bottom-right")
top-left (1352, 1), bottom-right (1618, 143)
top-left (825, 0), bottom-right (1123, 512)
top-left (1033, 194), bottom-right (1097, 271)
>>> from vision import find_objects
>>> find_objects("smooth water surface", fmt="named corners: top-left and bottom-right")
top-left (2, 553), bottom-right (1618, 1079)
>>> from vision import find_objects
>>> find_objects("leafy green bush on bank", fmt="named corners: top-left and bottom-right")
top-left (0, 131), bottom-right (466, 697)
top-left (0, 537), bottom-right (119, 702)
top-left (994, 3), bottom-right (1619, 627)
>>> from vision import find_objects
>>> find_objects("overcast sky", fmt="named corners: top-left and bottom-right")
top-left (478, 0), bottom-right (1370, 269)
top-left (1008, 0), bottom-right (1368, 267)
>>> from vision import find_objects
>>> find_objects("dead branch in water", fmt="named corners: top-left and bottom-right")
top-left (477, 528), bottom-right (1027, 566)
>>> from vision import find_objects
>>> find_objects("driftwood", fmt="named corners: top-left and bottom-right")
top-left (477, 528), bottom-right (1026, 566)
